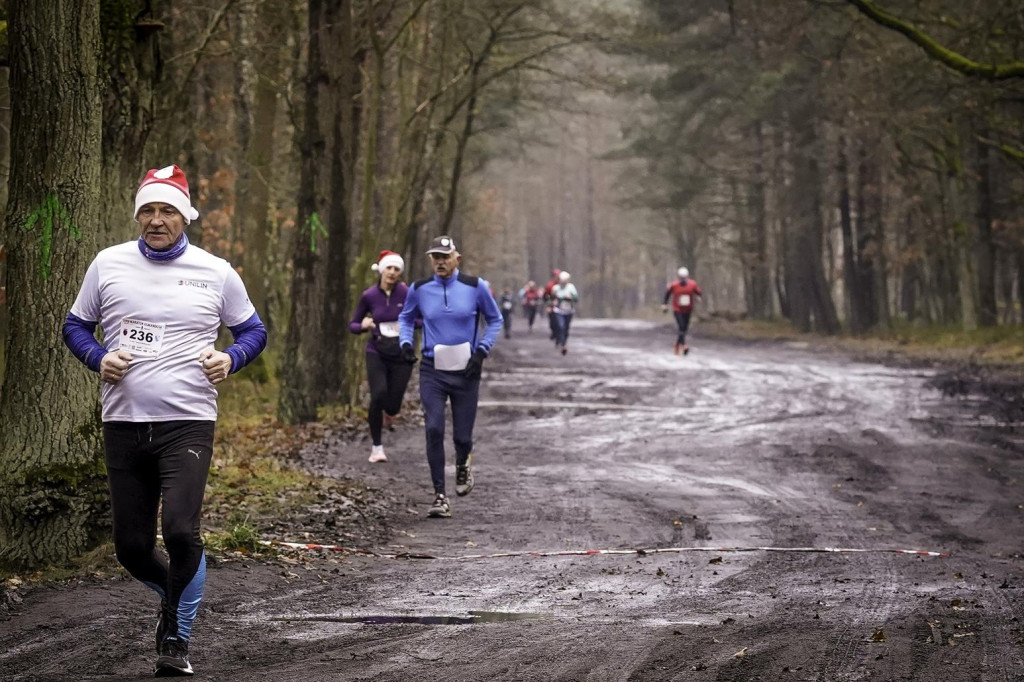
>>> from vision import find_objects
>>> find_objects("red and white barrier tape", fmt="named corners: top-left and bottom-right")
top-left (259, 541), bottom-right (949, 559)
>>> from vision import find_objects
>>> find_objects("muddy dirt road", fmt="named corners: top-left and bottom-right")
top-left (3, 319), bottom-right (1023, 681)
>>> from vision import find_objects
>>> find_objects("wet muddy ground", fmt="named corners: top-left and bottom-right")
top-left (3, 319), bottom-right (1024, 681)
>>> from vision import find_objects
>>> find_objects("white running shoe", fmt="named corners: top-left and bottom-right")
top-left (368, 445), bottom-right (388, 463)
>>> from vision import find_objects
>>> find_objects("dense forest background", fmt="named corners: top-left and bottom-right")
top-left (1, 0), bottom-right (1024, 567)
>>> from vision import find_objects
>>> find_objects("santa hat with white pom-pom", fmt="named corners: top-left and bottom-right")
top-left (371, 250), bottom-right (404, 274)
top-left (134, 165), bottom-right (201, 224)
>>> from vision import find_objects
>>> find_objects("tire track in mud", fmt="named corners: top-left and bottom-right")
top-left (798, 446), bottom-right (901, 682)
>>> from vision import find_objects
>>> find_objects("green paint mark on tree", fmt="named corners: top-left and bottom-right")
top-left (23, 192), bottom-right (81, 280)
top-left (304, 212), bottom-right (328, 253)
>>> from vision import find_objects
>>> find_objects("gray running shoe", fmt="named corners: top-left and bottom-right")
top-left (155, 637), bottom-right (193, 676)
top-left (455, 456), bottom-right (474, 496)
top-left (428, 493), bottom-right (452, 518)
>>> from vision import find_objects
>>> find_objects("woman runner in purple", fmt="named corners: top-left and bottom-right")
top-left (349, 250), bottom-right (417, 462)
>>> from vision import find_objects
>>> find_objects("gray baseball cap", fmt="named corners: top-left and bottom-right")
top-left (426, 235), bottom-right (457, 255)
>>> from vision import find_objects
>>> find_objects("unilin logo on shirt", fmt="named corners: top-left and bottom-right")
top-left (178, 279), bottom-right (209, 289)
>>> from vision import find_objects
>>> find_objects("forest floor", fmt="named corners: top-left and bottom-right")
top-left (2, 317), bottom-right (1024, 681)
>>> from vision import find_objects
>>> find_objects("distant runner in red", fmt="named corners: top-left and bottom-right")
top-left (543, 269), bottom-right (561, 343)
top-left (662, 266), bottom-right (702, 355)
top-left (521, 280), bottom-right (542, 333)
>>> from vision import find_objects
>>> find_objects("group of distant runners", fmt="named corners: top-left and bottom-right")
top-left (60, 163), bottom-right (704, 677)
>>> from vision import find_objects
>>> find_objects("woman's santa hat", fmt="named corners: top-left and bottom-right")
top-left (134, 165), bottom-right (200, 224)
top-left (371, 250), bottom-right (404, 274)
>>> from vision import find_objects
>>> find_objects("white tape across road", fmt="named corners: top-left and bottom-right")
top-left (259, 541), bottom-right (949, 559)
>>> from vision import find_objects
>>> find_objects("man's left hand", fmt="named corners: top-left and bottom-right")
top-left (464, 348), bottom-right (487, 380)
top-left (199, 347), bottom-right (233, 384)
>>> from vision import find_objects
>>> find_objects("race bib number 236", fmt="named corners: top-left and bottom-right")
top-left (119, 318), bottom-right (166, 357)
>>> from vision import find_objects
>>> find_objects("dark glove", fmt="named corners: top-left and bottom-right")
top-left (401, 343), bottom-right (418, 365)
top-left (464, 348), bottom-right (487, 379)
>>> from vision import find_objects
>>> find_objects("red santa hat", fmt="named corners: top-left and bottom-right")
top-left (371, 250), bottom-right (404, 274)
top-left (134, 165), bottom-right (200, 224)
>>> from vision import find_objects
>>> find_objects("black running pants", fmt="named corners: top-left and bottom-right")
top-left (366, 352), bottom-right (413, 446)
top-left (103, 420), bottom-right (214, 642)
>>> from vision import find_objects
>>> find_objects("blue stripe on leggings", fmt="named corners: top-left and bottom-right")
top-left (175, 551), bottom-right (206, 641)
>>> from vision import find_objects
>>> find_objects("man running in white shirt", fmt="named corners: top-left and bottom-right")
top-left (62, 165), bottom-right (267, 677)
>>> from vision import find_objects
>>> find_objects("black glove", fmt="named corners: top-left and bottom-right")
top-left (464, 348), bottom-right (487, 379)
top-left (401, 343), bottom-right (418, 365)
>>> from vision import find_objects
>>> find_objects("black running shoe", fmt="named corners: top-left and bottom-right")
top-left (428, 493), bottom-right (452, 518)
top-left (155, 598), bottom-right (168, 653)
top-left (455, 456), bottom-right (474, 496)
top-left (155, 637), bottom-right (193, 676)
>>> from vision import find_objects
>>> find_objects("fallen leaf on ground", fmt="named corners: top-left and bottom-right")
top-left (734, 647), bottom-right (748, 658)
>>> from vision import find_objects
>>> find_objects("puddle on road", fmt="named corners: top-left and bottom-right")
top-left (275, 611), bottom-right (544, 626)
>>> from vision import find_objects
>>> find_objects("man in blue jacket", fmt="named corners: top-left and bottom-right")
top-left (399, 235), bottom-right (503, 518)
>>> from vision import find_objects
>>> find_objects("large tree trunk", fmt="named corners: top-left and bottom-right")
top-left (747, 121), bottom-right (771, 320)
top-left (787, 107), bottom-right (839, 334)
top-left (854, 145), bottom-right (879, 329)
top-left (838, 134), bottom-right (863, 332)
top-left (0, 62), bottom-right (10, 389)
top-left (943, 132), bottom-right (977, 331)
top-left (870, 146), bottom-right (891, 330)
top-left (974, 134), bottom-right (997, 327)
top-left (279, 0), bottom-right (354, 423)
top-left (0, 0), bottom-right (106, 569)
top-left (233, 0), bottom-right (292, 327)
top-left (99, 1), bottom-right (161, 246)
top-left (899, 211), bottom-right (920, 321)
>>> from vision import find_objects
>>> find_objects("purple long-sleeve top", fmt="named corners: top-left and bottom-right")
top-left (349, 282), bottom-right (418, 355)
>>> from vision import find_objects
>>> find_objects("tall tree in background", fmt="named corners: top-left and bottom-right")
top-left (0, 0), bottom-right (105, 568)
top-left (279, 0), bottom-right (356, 423)
top-left (234, 0), bottom-right (297, 326)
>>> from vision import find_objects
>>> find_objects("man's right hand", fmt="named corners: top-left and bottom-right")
top-left (100, 350), bottom-right (133, 384)
top-left (401, 343), bottom-right (418, 365)
top-left (661, 304), bottom-right (669, 314)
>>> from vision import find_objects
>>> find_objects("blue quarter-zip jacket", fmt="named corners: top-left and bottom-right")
top-left (398, 268), bottom-right (503, 357)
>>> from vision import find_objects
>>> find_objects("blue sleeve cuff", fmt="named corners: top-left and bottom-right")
top-left (225, 312), bottom-right (268, 374)
top-left (62, 313), bottom-right (105, 372)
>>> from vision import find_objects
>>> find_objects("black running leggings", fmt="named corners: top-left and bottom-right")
top-left (366, 352), bottom-right (413, 445)
top-left (673, 310), bottom-right (692, 346)
top-left (103, 420), bottom-right (214, 641)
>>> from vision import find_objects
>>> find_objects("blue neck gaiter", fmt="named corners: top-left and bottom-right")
top-left (138, 233), bottom-right (189, 261)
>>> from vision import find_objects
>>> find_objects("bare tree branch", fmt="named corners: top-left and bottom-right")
top-left (844, 0), bottom-right (1024, 79)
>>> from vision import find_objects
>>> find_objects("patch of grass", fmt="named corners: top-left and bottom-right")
top-left (204, 514), bottom-right (272, 556)
top-left (208, 455), bottom-right (318, 506)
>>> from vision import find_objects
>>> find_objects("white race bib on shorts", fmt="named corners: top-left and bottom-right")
top-left (378, 321), bottom-right (399, 337)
